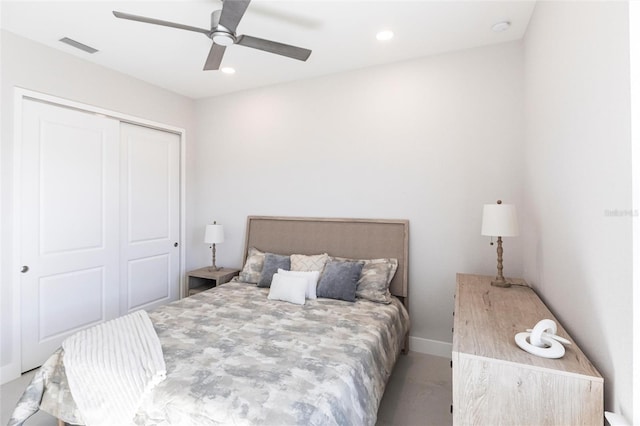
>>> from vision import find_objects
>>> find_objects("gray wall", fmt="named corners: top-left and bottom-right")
top-left (522, 2), bottom-right (633, 419)
top-left (190, 41), bottom-right (525, 351)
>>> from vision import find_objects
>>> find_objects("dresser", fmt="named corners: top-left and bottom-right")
top-left (452, 273), bottom-right (603, 425)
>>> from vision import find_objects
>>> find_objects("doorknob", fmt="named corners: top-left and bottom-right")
top-left (21, 265), bottom-right (29, 273)
top-left (174, 242), bottom-right (178, 247)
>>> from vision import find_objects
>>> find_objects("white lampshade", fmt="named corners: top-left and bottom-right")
top-left (204, 224), bottom-right (224, 244)
top-left (481, 203), bottom-right (519, 237)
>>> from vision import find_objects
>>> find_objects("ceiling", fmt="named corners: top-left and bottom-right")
top-left (1, 1), bottom-right (536, 99)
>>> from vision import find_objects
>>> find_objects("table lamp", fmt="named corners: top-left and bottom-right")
top-left (204, 222), bottom-right (225, 272)
top-left (481, 200), bottom-right (519, 287)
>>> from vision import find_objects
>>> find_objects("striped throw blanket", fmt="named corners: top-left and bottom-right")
top-left (62, 310), bottom-right (166, 426)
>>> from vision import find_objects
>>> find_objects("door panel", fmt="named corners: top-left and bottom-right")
top-left (120, 123), bottom-right (180, 313)
top-left (39, 122), bottom-right (105, 254)
top-left (128, 135), bottom-right (172, 243)
top-left (38, 267), bottom-right (105, 340)
top-left (128, 254), bottom-right (170, 311)
top-left (21, 100), bottom-right (120, 371)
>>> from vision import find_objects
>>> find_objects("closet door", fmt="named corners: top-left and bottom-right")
top-left (20, 100), bottom-right (120, 371)
top-left (119, 123), bottom-right (180, 313)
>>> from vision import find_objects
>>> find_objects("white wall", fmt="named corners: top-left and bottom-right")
top-left (629, 1), bottom-right (640, 421)
top-left (191, 42), bottom-right (525, 350)
top-left (0, 30), bottom-right (196, 382)
top-left (522, 2), bottom-right (633, 419)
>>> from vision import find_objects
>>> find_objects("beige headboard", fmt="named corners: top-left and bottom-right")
top-left (243, 216), bottom-right (409, 304)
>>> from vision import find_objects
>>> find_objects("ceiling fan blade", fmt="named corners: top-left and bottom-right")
top-left (113, 11), bottom-right (210, 36)
top-left (236, 35), bottom-right (312, 61)
top-left (204, 43), bottom-right (226, 70)
top-left (219, 0), bottom-right (251, 33)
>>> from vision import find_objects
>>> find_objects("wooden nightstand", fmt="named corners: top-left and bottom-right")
top-left (186, 267), bottom-right (240, 297)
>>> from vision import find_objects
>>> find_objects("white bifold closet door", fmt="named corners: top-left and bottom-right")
top-left (20, 100), bottom-right (180, 372)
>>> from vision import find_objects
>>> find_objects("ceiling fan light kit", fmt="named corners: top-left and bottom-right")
top-left (113, 0), bottom-right (312, 71)
top-left (212, 32), bottom-right (235, 46)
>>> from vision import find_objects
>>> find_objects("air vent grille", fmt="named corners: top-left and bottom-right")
top-left (59, 37), bottom-right (98, 54)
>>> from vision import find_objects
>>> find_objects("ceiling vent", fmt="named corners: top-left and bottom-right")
top-left (59, 37), bottom-right (98, 54)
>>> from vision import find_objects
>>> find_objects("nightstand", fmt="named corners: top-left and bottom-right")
top-left (186, 267), bottom-right (240, 297)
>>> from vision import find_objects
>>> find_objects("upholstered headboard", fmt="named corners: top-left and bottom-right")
top-left (243, 216), bottom-right (409, 304)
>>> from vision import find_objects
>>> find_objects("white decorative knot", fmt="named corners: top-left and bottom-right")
top-left (514, 319), bottom-right (571, 359)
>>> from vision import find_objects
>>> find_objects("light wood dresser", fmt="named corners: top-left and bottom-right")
top-left (452, 273), bottom-right (603, 425)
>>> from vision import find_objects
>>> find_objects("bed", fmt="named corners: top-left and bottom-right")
top-left (10, 216), bottom-right (410, 426)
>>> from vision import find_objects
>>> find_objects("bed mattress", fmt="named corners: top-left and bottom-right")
top-left (11, 281), bottom-right (409, 426)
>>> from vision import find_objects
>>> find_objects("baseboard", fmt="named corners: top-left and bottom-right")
top-left (409, 336), bottom-right (452, 358)
top-left (0, 361), bottom-right (20, 385)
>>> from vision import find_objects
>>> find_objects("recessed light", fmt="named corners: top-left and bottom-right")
top-left (221, 67), bottom-right (235, 75)
top-left (492, 21), bottom-right (511, 32)
top-left (376, 30), bottom-right (394, 41)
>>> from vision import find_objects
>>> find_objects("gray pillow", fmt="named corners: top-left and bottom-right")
top-left (239, 247), bottom-right (265, 284)
top-left (257, 253), bottom-right (291, 288)
top-left (356, 258), bottom-right (398, 304)
top-left (316, 260), bottom-right (364, 302)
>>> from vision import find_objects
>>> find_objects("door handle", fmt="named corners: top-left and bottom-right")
top-left (174, 242), bottom-right (178, 247)
top-left (21, 265), bottom-right (29, 273)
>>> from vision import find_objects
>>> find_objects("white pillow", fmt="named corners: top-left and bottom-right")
top-left (277, 268), bottom-right (320, 299)
top-left (268, 274), bottom-right (307, 305)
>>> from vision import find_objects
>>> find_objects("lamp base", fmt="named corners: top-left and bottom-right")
top-left (491, 279), bottom-right (512, 288)
top-left (208, 244), bottom-right (221, 273)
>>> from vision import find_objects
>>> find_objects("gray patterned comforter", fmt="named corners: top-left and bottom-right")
top-left (10, 281), bottom-right (409, 426)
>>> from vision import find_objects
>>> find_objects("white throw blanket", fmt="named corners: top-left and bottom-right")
top-left (62, 310), bottom-right (166, 426)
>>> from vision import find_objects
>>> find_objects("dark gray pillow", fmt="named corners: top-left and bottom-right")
top-left (316, 260), bottom-right (364, 302)
top-left (257, 253), bottom-right (291, 288)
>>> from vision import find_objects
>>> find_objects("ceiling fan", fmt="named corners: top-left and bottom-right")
top-left (113, 0), bottom-right (312, 71)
